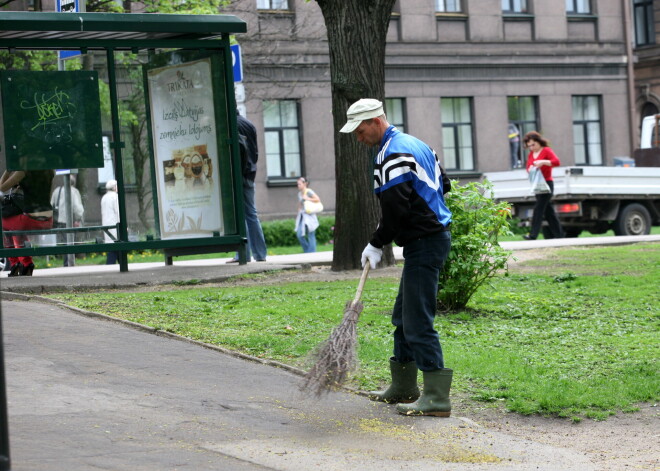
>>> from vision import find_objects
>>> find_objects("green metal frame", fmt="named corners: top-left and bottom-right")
top-left (0, 12), bottom-right (248, 271)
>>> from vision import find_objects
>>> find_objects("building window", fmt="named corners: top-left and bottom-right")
top-left (633, 0), bottom-right (655, 47)
top-left (441, 97), bottom-right (474, 171)
top-left (257, 0), bottom-right (289, 10)
top-left (436, 0), bottom-right (461, 13)
top-left (566, 0), bottom-right (591, 14)
top-left (572, 96), bottom-right (603, 165)
top-left (263, 100), bottom-right (302, 179)
top-left (501, 0), bottom-right (527, 13)
top-left (385, 98), bottom-right (406, 133)
top-left (507, 96), bottom-right (539, 168)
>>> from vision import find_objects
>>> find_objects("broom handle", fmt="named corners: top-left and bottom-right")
top-left (353, 264), bottom-right (370, 304)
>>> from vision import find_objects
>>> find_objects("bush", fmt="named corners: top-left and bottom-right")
top-left (262, 216), bottom-right (335, 247)
top-left (437, 180), bottom-right (513, 311)
top-left (508, 217), bottom-right (528, 235)
top-left (261, 219), bottom-right (297, 247)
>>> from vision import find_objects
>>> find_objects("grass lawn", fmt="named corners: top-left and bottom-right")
top-left (31, 243), bottom-right (336, 268)
top-left (48, 243), bottom-right (659, 421)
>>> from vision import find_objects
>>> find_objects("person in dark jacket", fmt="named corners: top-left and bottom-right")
top-left (227, 109), bottom-right (267, 263)
top-left (340, 98), bottom-right (453, 417)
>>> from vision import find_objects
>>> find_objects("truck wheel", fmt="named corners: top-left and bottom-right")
top-left (613, 203), bottom-right (652, 236)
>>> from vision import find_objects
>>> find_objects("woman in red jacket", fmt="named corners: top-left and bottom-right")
top-left (523, 131), bottom-right (564, 240)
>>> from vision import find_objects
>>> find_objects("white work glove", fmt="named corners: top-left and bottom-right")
top-left (361, 243), bottom-right (382, 269)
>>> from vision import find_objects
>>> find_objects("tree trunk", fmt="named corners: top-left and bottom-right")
top-left (315, 0), bottom-right (396, 271)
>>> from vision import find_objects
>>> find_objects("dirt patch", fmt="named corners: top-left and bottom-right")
top-left (454, 399), bottom-right (659, 471)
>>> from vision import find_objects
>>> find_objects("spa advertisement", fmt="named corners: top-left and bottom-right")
top-left (147, 58), bottom-right (222, 239)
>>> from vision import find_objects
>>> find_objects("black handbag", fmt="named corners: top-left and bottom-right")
top-left (1, 191), bottom-right (25, 217)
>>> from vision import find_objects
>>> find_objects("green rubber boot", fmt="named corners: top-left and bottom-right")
top-left (396, 368), bottom-right (452, 417)
top-left (368, 359), bottom-right (420, 404)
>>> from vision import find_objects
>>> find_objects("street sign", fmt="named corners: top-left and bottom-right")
top-left (57, 0), bottom-right (81, 60)
top-left (57, 0), bottom-right (77, 12)
top-left (231, 44), bottom-right (243, 83)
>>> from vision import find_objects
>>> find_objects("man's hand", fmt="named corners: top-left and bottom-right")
top-left (361, 243), bottom-right (382, 269)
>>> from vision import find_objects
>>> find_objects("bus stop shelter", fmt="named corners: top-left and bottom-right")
top-left (0, 12), bottom-right (249, 273)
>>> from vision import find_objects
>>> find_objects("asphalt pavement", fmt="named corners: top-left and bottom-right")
top-left (0, 234), bottom-right (658, 470)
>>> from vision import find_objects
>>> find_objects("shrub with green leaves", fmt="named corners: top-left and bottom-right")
top-left (261, 216), bottom-right (335, 247)
top-left (437, 180), bottom-right (513, 311)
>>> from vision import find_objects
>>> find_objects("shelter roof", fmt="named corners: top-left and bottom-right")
top-left (0, 11), bottom-right (246, 49)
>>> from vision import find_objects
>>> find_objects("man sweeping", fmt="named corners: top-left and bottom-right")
top-left (340, 98), bottom-right (453, 417)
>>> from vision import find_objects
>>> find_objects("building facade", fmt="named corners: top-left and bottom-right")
top-left (232, 0), bottom-right (635, 220)
top-left (0, 1), bottom-right (643, 228)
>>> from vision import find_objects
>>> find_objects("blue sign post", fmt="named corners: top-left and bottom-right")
top-left (231, 44), bottom-right (243, 83)
top-left (57, 0), bottom-right (81, 60)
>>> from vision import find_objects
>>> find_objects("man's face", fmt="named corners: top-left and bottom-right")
top-left (354, 118), bottom-right (382, 147)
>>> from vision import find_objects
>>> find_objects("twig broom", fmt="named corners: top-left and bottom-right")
top-left (300, 264), bottom-right (370, 397)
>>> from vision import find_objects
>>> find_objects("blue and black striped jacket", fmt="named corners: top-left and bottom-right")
top-left (370, 126), bottom-right (452, 248)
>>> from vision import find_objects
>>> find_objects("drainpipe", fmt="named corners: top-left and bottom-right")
top-left (622, 0), bottom-right (637, 154)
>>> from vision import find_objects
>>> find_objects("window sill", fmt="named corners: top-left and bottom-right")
top-left (502, 13), bottom-right (534, 21)
top-left (435, 13), bottom-right (467, 21)
top-left (446, 170), bottom-right (482, 180)
top-left (257, 9), bottom-right (294, 16)
top-left (267, 178), bottom-right (298, 188)
top-left (567, 14), bottom-right (597, 22)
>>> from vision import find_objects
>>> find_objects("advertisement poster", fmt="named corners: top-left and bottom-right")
top-left (147, 58), bottom-right (223, 239)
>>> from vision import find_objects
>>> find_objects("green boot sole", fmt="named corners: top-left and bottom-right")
top-left (396, 368), bottom-right (452, 417)
top-left (368, 359), bottom-right (419, 404)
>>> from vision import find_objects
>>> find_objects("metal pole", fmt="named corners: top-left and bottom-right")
top-left (106, 48), bottom-right (129, 272)
top-left (0, 300), bottom-right (11, 470)
top-left (63, 174), bottom-right (75, 267)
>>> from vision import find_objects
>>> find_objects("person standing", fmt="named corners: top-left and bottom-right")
top-left (508, 123), bottom-right (521, 168)
top-left (101, 179), bottom-right (120, 264)
top-left (522, 131), bottom-right (564, 240)
top-left (340, 98), bottom-right (453, 417)
top-left (50, 174), bottom-right (84, 266)
top-left (1, 169), bottom-right (55, 276)
top-left (227, 110), bottom-right (268, 263)
top-left (294, 177), bottom-right (321, 253)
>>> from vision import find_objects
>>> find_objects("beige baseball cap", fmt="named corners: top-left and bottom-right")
top-left (339, 98), bottom-right (384, 133)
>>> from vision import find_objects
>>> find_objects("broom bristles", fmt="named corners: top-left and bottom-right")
top-left (300, 300), bottom-right (363, 397)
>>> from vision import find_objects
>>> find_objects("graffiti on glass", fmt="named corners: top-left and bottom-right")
top-left (21, 88), bottom-right (76, 143)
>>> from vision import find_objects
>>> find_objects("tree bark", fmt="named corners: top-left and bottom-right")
top-left (315, 0), bottom-right (396, 271)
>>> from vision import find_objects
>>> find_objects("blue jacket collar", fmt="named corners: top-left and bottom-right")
top-left (380, 125), bottom-right (398, 148)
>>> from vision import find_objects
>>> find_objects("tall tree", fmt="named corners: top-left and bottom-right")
top-left (315, 0), bottom-right (397, 270)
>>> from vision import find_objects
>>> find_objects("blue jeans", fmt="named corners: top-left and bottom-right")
top-left (392, 231), bottom-right (451, 371)
top-left (241, 177), bottom-right (267, 261)
top-left (296, 220), bottom-right (317, 253)
top-left (106, 251), bottom-right (118, 265)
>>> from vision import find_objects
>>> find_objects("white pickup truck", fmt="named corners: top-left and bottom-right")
top-left (483, 166), bottom-right (660, 237)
